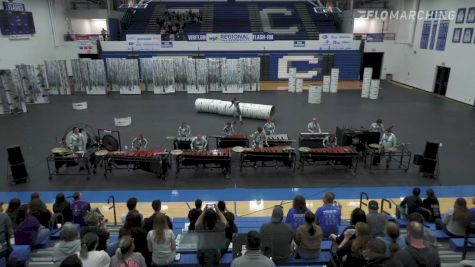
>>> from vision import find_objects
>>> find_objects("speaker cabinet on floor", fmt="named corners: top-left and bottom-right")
top-left (6, 145), bottom-right (28, 184)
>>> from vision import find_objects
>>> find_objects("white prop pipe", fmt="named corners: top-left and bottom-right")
top-left (195, 98), bottom-right (275, 120)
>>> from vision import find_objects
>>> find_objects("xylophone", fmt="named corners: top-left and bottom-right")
top-left (106, 149), bottom-right (170, 179)
top-left (298, 146), bottom-right (358, 173)
top-left (173, 136), bottom-right (198, 150)
top-left (175, 149), bottom-right (231, 176)
top-left (216, 134), bottom-right (249, 148)
top-left (266, 134), bottom-right (293, 147)
top-left (240, 146), bottom-right (296, 172)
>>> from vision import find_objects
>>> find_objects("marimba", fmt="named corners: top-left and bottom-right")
top-left (106, 149), bottom-right (170, 179)
top-left (266, 134), bottom-right (293, 147)
top-left (239, 146), bottom-right (296, 172)
top-left (175, 149), bottom-right (231, 176)
top-left (216, 134), bottom-right (249, 148)
top-left (298, 146), bottom-right (358, 173)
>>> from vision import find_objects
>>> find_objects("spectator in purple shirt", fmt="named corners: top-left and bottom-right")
top-left (71, 192), bottom-right (91, 227)
top-left (316, 192), bottom-right (341, 237)
top-left (285, 195), bottom-right (310, 232)
top-left (14, 205), bottom-right (51, 247)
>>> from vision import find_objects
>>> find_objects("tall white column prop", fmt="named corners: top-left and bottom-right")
top-left (322, 75), bottom-right (331, 93)
top-left (330, 68), bottom-right (339, 93)
top-left (308, 86), bottom-right (322, 104)
top-left (195, 98), bottom-right (275, 120)
top-left (296, 78), bottom-right (304, 93)
top-left (361, 67), bottom-right (373, 98)
top-left (369, 79), bottom-right (380, 100)
top-left (288, 68), bottom-right (296, 92)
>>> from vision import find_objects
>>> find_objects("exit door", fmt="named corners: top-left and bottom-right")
top-left (434, 66), bottom-right (450, 96)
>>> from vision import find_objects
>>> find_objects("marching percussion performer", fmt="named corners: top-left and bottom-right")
top-left (131, 134), bottom-right (148, 151)
top-left (191, 135), bottom-right (207, 151)
top-left (380, 128), bottom-right (397, 150)
top-left (223, 122), bottom-right (234, 136)
top-left (178, 122), bottom-right (191, 137)
top-left (369, 118), bottom-right (385, 137)
top-left (263, 119), bottom-right (276, 135)
top-left (250, 127), bottom-right (267, 148)
top-left (307, 117), bottom-right (322, 133)
top-left (69, 127), bottom-right (85, 152)
top-left (228, 98), bottom-right (242, 124)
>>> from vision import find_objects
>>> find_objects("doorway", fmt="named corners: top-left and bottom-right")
top-left (434, 66), bottom-right (450, 96)
top-left (360, 52), bottom-right (384, 80)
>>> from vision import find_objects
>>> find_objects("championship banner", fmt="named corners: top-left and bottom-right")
top-left (3, 1), bottom-right (25, 11)
top-left (206, 33), bottom-right (253, 43)
top-left (126, 34), bottom-right (161, 51)
top-left (319, 33), bottom-right (354, 50)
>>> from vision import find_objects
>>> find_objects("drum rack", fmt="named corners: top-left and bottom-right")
top-left (364, 144), bottom-right (412, 172)
top-left (239, 150), bottom-right (296, 173)
top-left (104, 154), bottom-right (170, 179)
top-left (46, 153), bottom-right (96, 180)
top-left (174, 153), bottom-right (231, 177)
top-left (297, 151), bottom-right (359, 175)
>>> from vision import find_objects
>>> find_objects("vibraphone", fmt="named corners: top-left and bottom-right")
top-left (175, 149), bottom-right (231, 176)
top-left (216, 134), bottom-right (249, 148)
top-left (46, 149), bottom-right (97, 180)
top-left (364, 144), bottom-right (411, 172)
top-left (298, 133), bottom-right (329, 148)
top-left (105, 150), bottom-right (170, 179)
top-left (298, 146), bottom-right (359, 174)
top-left (240, 146), bottom-right (296, 172)
top-left (173, 136), bottom-right (197, 150)
top-left (266, 134), bottom-right (293, 147)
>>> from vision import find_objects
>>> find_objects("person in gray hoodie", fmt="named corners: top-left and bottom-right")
top-left (53, 223), bottom-right (82, 266)
top-left (260, 205), bottom-right (293, 264)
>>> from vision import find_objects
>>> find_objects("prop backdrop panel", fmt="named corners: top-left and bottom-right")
top-left (16, 64), bottom-right (49, 104)
top-left (86, 59), bottom-right (107, 95)
top-left (106, 58), bottom-right (140, 94)
top-left (71, 59), bottom-right (86, 93)
top-left (45, 60), bottom-right (70, 95)
top-left (153, 58), bottom-right (175, 94)
top-left (222, 59), bottom-right (243, 94)
top-left (0, 70), bottom-right (27, 114)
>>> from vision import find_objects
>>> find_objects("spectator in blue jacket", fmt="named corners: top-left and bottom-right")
top-left (285, 195), bottom-right (310, 232)
top-left (316, 192), bottom-right (341, 237)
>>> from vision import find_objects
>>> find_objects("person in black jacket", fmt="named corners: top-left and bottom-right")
top-left (422, 189), bottom-right (441, 223)
top-left (217, 201), bottom-right (238, 242)
top-left (29, 198), bottom-right (52, 228)
top-left (120, 211), bottom-right (151, 266)
top-left (188, 199), bottom-right (202, 231)
top-left (53, 193), bottom-right (73, 224)
top-left (398, 188), bottom-right (423, 219)
top-left (142, 200), bottom-right (172, 232)
top-left (363, 238), bottom-right (403, 267)
top-left (329, 222), bottom-right (371, 267)
top-left (330, 208), bottom-right (366, 245)
top-left (80, 211), bottom-right (110, 251)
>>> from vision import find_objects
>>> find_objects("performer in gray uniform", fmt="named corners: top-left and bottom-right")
top-left (263, 120), bottom-right (275, 135)
top-left (380, 128), bottom-right (397, 150)
top-left (229, 98), bottom-right (242, 124)
top-left (191, 136), bottom-right (207, 151)
top-left (69, 127), bottom-right (85, 152)
top-left (323, 134), bottom-right (337, 147)
top-left (223, 122), bottom-right (234, 136)
top-left (178, 122), bottom-right (191, 137)
top-left (250, 127), bottom-right (267, 148)
top-left (307, 117), bottom-right (322, 133)
top-left (369, 119), bottom-right (385, 138)
top-left (131, 134), bottom-right (148, 151)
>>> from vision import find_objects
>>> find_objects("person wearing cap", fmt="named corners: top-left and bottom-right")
top-left (0, 200), bottom-right (13, 244)
top-left (231, 231), bottom-right (275, 267)
top-left (52, 222), bottom-right (81, 266)
top-left (260, 205), bottom-right (293, 264)
top-left (369, 119), bottom-right (385, 138)
top-left (307, 117), bottom-right (322, 133)
top-left (366, 200), bottom-right (388, 237)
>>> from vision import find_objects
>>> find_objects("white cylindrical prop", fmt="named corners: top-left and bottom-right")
top-left (308, 86), bottom-right (322, 104)
top-left (288, 68), bottom-right (296, 92)
top-left (114, 116), bottom-right (132, 127)
top-left (296, 78), bottom-right (303, 93)
top-left (361, 67), bottom-right (373, 98)
top-left (330, 68), bottom-right (339, 93)
top-left (195, 98), bottom-right (275, 120)
top-left (72, 102), bottom-right (88, 110)
top-left (369, 79), bottom-right (380, 100)
top-left (322, 75), bottom-right (331, 93)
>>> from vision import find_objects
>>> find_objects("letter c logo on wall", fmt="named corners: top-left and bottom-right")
top-left (260, 8), bottom-right (299, 34)
top-left (278, 55), bottom-right (319, 79)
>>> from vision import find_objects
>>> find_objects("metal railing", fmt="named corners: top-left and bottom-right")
top-left (380, 198), bottom-right (392, 216)
top-left (359, 192), bottom-right (369, 209)
top-left (107, 195), bottom-right (117, 226)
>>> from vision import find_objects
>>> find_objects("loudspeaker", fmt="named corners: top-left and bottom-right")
top-left (7, 146), bottom-right (24, 165)
top-left (423, 142), bottom-right (439, 159)
top-left (7, 146), bottom-right (28, 183)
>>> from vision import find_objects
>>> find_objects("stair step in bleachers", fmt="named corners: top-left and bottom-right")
top-left (449, 238), bottom-right (475, 252)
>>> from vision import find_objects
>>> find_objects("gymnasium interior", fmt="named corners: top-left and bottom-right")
top-left (0, 0), bottom-right (475, 266)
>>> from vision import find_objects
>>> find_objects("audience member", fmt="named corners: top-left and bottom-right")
top-left (0, 201), bottom-right (13, 244)
top-left (218, 200), bottom-right (238, 242)
top-left (188, 198), bottom-right (203, 231)
top-left (147, 214), bottom-right (176, 266)
top-left (398, 187), bottom-right (423, 218)
top-left (143, 199), bottom-right (172, 232)
top-left (330, 208), bottom-right (366, 245)
top-left (53, 223), bottom-right (81, 266)
top-left (14, 204), bottom-right (51, 246)
top-left (394, 221), bottom-right (440, 267)
top-left (331, 222), bottom-right (371, 267)
top-left (30, 198), bottom-right (52, 228)
top-left (260, 205), bottom-right (293, 263)
top-left (285, 195), bottom-right (310, 231)
top-left (60, 254), bottom-right (82, 267)
top-left (406, 213), bottom-right (437, 247)
top-left (30, 192), bottom-right (46, 206)
top-left (110, 236), bottom-right (146, 267)
top-left (363, 238), bottom-right (403, 267)
top-left (316, 192), bottom-right (341, 236)
top-left (77, 232), bottom-right (111, 267)
top-left (422, 189), bottom-right (441, 223)
top-left (6, 198), bottom-right (21, 224)
top-left (470, 197), bottom-right (475, 223)
top-left (367, 200), bottom-right (388, 237)
top-left (195, 205), bottom-right (227, 232)
top-left (230, 231), bottom-right (275, 267)
top-left (121, 197), bottom-right (143, 223)
top-left (71, 192), bottom-right (91, 227)
top-left (295, 211), bottom-right (323, 259)
top-left (442, 198), bottom-right (472, 237)
top-left (377, 221), bottom-right (407, 257)
top-left (53, 193), bottom-right (73, 224)
top-left (330, 192), bottom-right (343, 211)
top-left (80, 212), bottom-right (110, 251)
top-left (119, 211), bottom-right (150, 265)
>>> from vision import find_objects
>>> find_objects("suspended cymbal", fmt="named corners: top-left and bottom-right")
top-left (298, 147), bottom-right (311, 153)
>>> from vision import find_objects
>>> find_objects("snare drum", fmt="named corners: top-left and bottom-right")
top-left (369, 144), bottom-right (382, 150)
top-left (51, 147), bottom-right (70, 155)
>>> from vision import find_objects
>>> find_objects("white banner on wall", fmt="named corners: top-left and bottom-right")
top-left (206, 33), bottom-right (253, 43)
top-left (319, 34), bottom-right (354, 50)
top-left (126, 35), bottom-right (161, 51)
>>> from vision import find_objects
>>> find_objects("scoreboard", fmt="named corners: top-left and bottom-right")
top-left (0, 10), bottom-right (35, 35)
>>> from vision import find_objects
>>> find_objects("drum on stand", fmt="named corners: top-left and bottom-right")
top-left (171, 149), bottom-right (183, 156)
top-left (298, 147), bottom-right (311, 153)
top-left (232, 146), bottom-right (245, 153)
